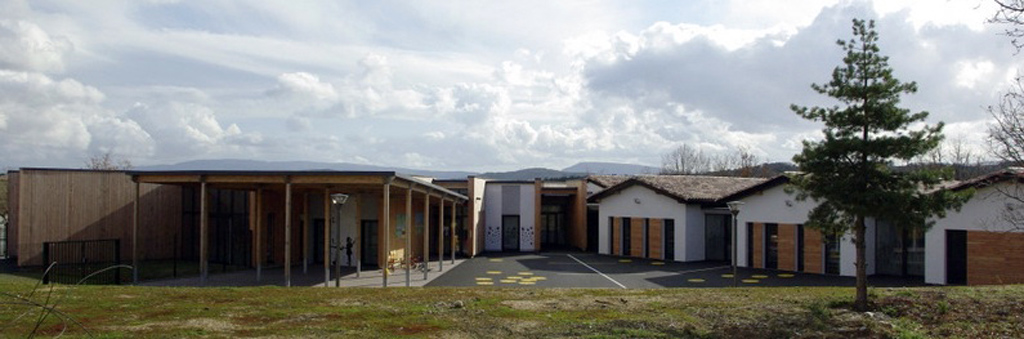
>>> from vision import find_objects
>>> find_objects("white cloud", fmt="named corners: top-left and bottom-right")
top-left (954, 59), bottom-right (996, 89)
top-left (0, 20), bottom-right (73, 73)
top-left (0, 1), bottom-right (1014, 171)
top-left (0, 70), bottom-right (152, 165)
top-left (274, 72), bottom-right (338, 102)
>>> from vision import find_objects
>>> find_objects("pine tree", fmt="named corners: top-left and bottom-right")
top-left (790, 19), bottom-right (970, 311)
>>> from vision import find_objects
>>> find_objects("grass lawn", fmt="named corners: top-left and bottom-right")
top-left (1, 274), bottom-right (1022, 338)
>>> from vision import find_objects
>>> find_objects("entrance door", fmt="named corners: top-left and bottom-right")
top-left (541, 210), bottom-right (566, 248)
top-left (705, 214), bottom-right (731, 261)
top-left (946, 230), bottom-right (967, 285)
top-left (502, 215), bottom-right (520, 251)
top-left (361, 220), bottom-right (378, 267)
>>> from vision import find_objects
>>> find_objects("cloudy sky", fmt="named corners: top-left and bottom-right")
top-left (0, 0), bottom-right (1016, 172)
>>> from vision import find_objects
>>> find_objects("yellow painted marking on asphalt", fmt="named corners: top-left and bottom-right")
top-left (476, 282), bottom-right (494, 285)
top-left (778, 274), bottom-right (795, 278)
top-left (488, 259), bottom-right (503, 262)
top-left (752, 275), bottom-right (769, 279)
top-left (507, 276), bottom-right (522, 280)
top-left (721, 274), bottom-right (734, 278)
top-left (500, 279), bottom-right (517, 283)
top-left (486, 271), bottom-right (502, 275)
top-left (742, 279), bottom-right (759, 284)
top-left (532, 277), bottom-right (547, 280)
top-left (475, 277), bottom-right (492, 281)
top-left (618, 259), bottom-right (632, 263)
top-left (519, 281), bottom-right (536, 285)
top-left (518, 272), bottom-right (534, 276)
top-left (651, 262), bottom-right (665, 266)
top-left (687, 278), bottom-right (705, 283)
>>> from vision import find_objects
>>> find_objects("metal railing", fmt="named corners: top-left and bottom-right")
top-left (42, 239), bottom-right (121, 285)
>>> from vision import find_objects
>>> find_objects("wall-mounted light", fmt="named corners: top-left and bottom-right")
top-left (331, 193), bottom-right (349, 205)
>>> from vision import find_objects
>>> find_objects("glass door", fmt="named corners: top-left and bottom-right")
top-left (502, 215), bottom-right (520, 251)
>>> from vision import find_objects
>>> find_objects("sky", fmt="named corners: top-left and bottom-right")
top-left (0, 0), bottom-right (1016, 172)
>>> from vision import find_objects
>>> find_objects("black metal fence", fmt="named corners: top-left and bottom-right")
top-left (42, 239), bottom-right (121, 285)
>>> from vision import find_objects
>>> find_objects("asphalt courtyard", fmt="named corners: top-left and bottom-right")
top-left (425, 251), bottom-right (925, 288)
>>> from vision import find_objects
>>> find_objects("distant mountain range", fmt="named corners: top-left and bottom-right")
top-left (134, 159), bottom-right (657, 180)
top-left (561, 162), bottom-right (660, 175)
top-left (136, 159), bottom-right (475, 180)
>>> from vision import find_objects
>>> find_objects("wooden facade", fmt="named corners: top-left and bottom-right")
top-left (966, 231), bottom-right (1024, 285)
top-left (10, 169), bottom-right (181, 266)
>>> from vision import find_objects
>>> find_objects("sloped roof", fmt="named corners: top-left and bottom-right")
top-left (588, 174), bottom-right (768, 204)
top-left (587, 175), bottom-right (629, 188)
top-left (942, 167), bottom-right (1024, 191)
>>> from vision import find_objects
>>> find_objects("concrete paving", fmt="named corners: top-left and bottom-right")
top-left (140, 258), bottom-right (469, 288)
top-left (425, 251), bottom-right (927, 288)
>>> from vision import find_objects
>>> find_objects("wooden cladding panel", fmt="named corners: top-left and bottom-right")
top-left (803, 228), bottom-right (823, 274)
top-left (649, 219), bottom-right (663, 260)
top-left (16, 170), bottom-right (182, 266)
top-left (572, 182), bottom-right (587, 251)
top-left (630, 218), bottom-right (644, 257)
top-left (778, 224), bottom-right (796, 271)
top-left (967, 231), bottom-right (1024, 285)
top-left (612, 217), bottom-right (621, 256)
top-left (752, 223), bottom-right (764, 269)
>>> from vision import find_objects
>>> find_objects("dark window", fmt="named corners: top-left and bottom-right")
top-left (608, 217), bottom-right (614, 254)
top-left (746, 222), bottom-right (754, 267)
top-left (876, 220), bottom-right (925, 277)
top-left (765, 223), bottom-right (779, 269)
top-left (361, 220), bottom-right (378, 267)
top-left (622, 217), bottom-right (632, 256)
top-left (664, 219), bottom-right (675, 261)
top-left (824, 233), bottom-right (841, 275)
top-left (643, 219), bottom-right (650, 258)
top-left (797, 225), bottom-right (805, 272)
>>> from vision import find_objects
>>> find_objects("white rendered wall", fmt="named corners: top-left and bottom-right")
top-left (519, 185), bottom-right (536, 251)
top-left (734, 184), bottom-right (817, 268)
top-left (484, 184), bottom-right (502, 251)
top-left (596, 185), bottom-right (690, 261)
top-left (924, 183), bottom-right (1021, 285)
top-left (734, 183), bottom-right (876, 277)
top-left (483, 183), bottom-right (536, 252)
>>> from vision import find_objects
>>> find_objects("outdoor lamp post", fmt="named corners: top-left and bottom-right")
top-left (330, 193), bottom-right (349, 287)
top-left (726, 201), bottom-right (744, 287)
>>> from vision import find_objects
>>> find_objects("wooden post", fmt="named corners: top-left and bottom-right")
top-left (382, 178), bottom-right (391, 287)
top-left (200, 180), bottom-right (208, 285)
top-left (255, 188), bottom-right (263, 282)
top-left (132, 181), bottom-right (140, 284)
top-left (451, 199), bottom-right (456, 264)
top-left (423, 190), bottom-right (430, 281)
top-left (438, 196), bottom-right (444, 272)
top-left (303, 192), bottom-right (309, 274)
top-left (355, 194), bottom-right (362, 278)
top-left (405, 184), bottom-right (413, 287)
top-left (284, 181), bottom-right (292, 287)
top-left (323, 188), bottom-right (330, 286)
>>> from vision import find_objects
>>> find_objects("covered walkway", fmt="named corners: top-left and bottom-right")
top-left (128, 171), bottom-right (469, 288)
